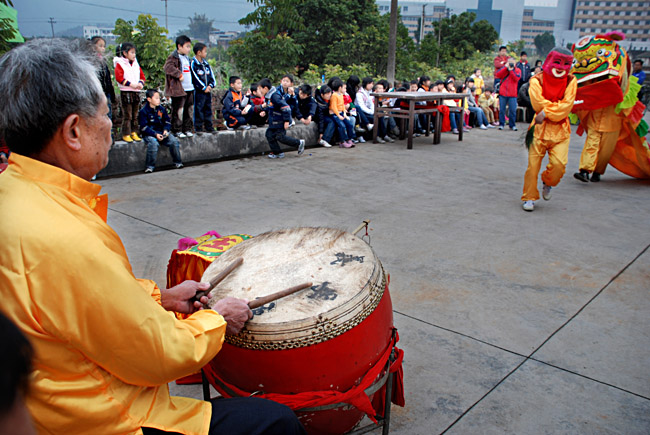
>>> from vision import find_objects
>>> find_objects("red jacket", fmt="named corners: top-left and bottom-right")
top-left (495, 66), bottom-right (521, 97)
top-left (493, 55), bottom-right (508, 74)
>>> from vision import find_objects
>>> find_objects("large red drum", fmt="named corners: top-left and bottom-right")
top-left (202, 227), bottom-right (394, 434)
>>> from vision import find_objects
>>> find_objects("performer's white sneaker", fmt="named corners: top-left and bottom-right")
top-left (542, 184), bottom-right (552, 200)
top-left (522, 200), bottom-right (534, 212)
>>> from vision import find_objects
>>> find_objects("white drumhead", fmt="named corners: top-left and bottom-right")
top-left (203, 227), bottom-right (385, 349)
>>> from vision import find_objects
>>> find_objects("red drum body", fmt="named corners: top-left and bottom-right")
top-left (202, 228), bottom-right (394, 434)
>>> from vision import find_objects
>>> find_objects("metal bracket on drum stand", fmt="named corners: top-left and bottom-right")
top-left (352, 219), bottom-right (371, 245)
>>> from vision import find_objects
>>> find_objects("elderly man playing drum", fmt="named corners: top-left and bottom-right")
top-left (0, 39), bottom-right (305, 435)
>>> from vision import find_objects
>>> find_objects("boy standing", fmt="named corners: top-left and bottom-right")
top-left (138, 90), bottom-right (183, 173)
top-left (164, 35), bottom-right (195, 138)
top-left (493, 46), bottom-right (509, 91)
top-left (190, 42), bottom-right (216, 134)
top-left (258, 78), bottom-right (305, 159)
top-left (222, 76), bottom-right (251, 130)
top-left (517, 51), bottom-right (532, 91)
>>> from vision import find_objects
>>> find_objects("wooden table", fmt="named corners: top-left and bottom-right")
top-left (370, 91), bottom-right (469, 149)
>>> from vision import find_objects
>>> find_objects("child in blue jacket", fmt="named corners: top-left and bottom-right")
top-left (138, 90), bottom-right (183, 173)
top-left (190, 43), bottom-right (216, 133)
top-left (257, 78), bottom-right (305, 159)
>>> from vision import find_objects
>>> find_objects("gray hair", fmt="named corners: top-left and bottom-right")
top-left (0, 38), bottom-right (104, 156)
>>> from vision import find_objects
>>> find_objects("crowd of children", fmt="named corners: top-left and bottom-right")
top-left (90, 34), bottom-right (545, 173)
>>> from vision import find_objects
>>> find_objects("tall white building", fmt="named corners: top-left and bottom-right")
top-left (572, 0), bottom-right (650, 51)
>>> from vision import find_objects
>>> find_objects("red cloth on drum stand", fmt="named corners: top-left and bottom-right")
top-left (202, 280), bottom-right (406, 424)
top-left (202, 332), bottom-right (405, 423)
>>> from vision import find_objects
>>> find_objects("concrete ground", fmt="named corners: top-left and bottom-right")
top-left (99, 121), bottom-right (650, 434)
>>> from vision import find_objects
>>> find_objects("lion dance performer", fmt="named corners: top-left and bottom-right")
top-left (522, 47), bottom-right (577, 212)
top-left (571, 31), bottom-right (650, 182)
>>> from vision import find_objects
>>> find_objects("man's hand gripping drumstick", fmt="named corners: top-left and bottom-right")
top-left (170, 256), bottom-right (314, 335)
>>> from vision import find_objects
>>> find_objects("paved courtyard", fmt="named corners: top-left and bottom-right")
top-left (99, 122), bottom-right (650, 434)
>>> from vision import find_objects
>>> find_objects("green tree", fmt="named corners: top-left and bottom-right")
top-left (178, 13), bottom-right (214, 41)
top-left (507, 39), bottom-right (526, 55)
top-left (228, 32), bottom-right (302, 82)
top-left (240, 0), bottom-right (304, 35)
top-left (419, 12), bottom-right (498, 66)
top-left (534, 32), bottom-right (555, 58)
top-left (113, 14), bottom-right (173, 89)
top-left (0, 17), bottom-right (16, 54)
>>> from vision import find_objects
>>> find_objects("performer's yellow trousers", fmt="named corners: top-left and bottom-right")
top-left (522, 137), bottom-right (570, 201)
top-left (579, 130), bottom-right (619, 174)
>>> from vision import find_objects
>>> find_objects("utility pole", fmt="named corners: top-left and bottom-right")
top-left (162, 0), bottom-right (168, 32)
top-left (419, 4), bottom-right (426, 46)
top-left (387, 0), bottom-right (398, 85)
top-left (436, 8), bottom-right (450, 67)
top-left (48, 17), bottom-right (56, 38)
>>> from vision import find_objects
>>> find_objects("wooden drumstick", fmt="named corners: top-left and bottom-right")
top-left (194, 257), bottom-right (244, 301)
top-left (248, 282), bottom-right (313, 309)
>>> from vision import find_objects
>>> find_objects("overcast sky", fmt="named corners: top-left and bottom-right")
top-left (14, 0), bottom-right (559, 38)
top-left (14, 0), bottom-right (256, 37)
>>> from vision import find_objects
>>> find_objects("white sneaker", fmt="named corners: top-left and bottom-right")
top-left (542, 184), bottom-right (552, 200)
top-left (319, 139), bottom-right (332, 148)
top-left (384, 136), bottom-right (395, 143)
top-left (480, 125), bottom-right (488, 130)
top-left (298, 139), bottom-right (305, 155)
top-left (487, 124), bottom-right (496, 128)
top-left (522, 200), bottom-right (534, 212)
top-left (176, 132), bottom-right (187, 138)
top-left (376, 137), bottom-right (386, 143)
top-left (184, 131), bottom-right (194, 137)
top-left (367, 123), bottom-right (374, 130)
top-left (358, 136), bottom-right (366, 143)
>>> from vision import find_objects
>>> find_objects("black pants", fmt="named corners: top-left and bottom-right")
top-left (141, 397), bottom-right (305, 435)
top-left (266, 127), bottom-right (300, 154)
top-left (171, 91), bottom-right (194, 133)
top-left (194, 91), bottom-right (214, 132)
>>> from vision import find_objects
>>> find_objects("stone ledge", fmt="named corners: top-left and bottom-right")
top-left (97, 123), bottom-right (319, 178)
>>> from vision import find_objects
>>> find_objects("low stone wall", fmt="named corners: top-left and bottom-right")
top-left (97, 123), bottom-right (319, 178)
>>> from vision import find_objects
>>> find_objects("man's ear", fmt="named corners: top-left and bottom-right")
top-left (61, 113), bottom-right (82, 151)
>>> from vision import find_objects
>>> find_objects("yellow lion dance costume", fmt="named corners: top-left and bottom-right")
top-left (571, 31), bottom-right (650, 181)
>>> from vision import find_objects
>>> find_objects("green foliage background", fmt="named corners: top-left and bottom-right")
top-left (113, 15), bottom-right (174, 89)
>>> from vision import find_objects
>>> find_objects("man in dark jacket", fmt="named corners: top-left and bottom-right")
top-left (138, 90), bottom-right (183, 173)
top-left (222, 76), bottom-right (251, 130)
top-left (495, 57), bottom-right (521, 130)
top-left (516, 51), bottom-right (532, 92)
top-left (258, 78), bottom-right (305, 159)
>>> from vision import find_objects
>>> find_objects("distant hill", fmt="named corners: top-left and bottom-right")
top-left (55, 25), bottom-right (84, 38)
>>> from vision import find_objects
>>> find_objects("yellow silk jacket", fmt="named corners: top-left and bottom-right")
top-left (528, 74), bottom-right (577, 141)
top-left (0, 154), bottom-right (227, 435)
